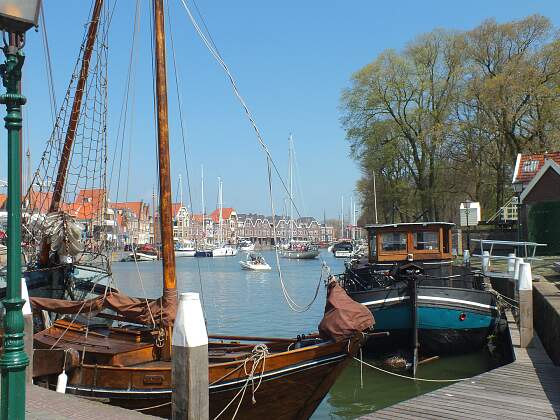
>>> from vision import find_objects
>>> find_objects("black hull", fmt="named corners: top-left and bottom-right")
top-left (348, 285), bottom-right (500, 355)
top-left (365, 326), bottom-right (492, 355)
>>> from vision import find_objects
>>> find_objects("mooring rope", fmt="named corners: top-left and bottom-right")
top-left (133, 401), bottom-right (171, 412)
top-left (494, 290), bottom-right (519, 310)
top-left (353, 357), bottom-right (474, 383)
top-left (213, 344), bottom-right (269, 420)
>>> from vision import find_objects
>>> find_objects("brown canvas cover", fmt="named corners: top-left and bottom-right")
top-left (30, 288), bottom-right (177, 327)
top-left (318, 280), bottom-right (374, 342)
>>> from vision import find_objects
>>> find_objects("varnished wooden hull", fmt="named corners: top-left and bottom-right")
top-left (38, 338), bottom-right (357, 419)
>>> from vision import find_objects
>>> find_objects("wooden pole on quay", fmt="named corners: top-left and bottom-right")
top-left (21, 279), bottom-right (33, 384)
top-left (172, 293), bottom-right (209, 420)
top-left (513, 257), bottom-right (524, 302)
top-left (518, 262), bottom-right (533, 348)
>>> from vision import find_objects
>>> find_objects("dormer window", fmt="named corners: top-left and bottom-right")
top-left (522, 160), bottom-right (538, 173)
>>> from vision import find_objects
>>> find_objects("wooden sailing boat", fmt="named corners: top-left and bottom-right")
top-left (30, 1), bottom-right (373, 418)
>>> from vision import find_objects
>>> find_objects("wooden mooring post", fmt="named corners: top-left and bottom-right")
top-left (518, 262), bottom-right (533, 348)
top-left (172, 292), bottom-right (209, 420)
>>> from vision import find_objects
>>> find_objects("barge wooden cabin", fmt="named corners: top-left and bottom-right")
top-left (365, 222), bottom-right (454, 263)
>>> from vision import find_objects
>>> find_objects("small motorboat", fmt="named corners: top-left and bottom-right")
top-left (332, 241), bottom-right (353, 258)
top-left (122, 244), bottom-right (158, 262)
top-left (194, 249), bottom-right (213, 257)
top-left (238, 239), bottom-right (255, 252)
top-left (239, 253), bottom-right (271, 271)
top-left (212, 244), bottom-right (238, 257)
top-left (174, 240), bottom-right (196, 257)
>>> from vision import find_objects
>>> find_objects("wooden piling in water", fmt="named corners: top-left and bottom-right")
top-left (172, 292), bottom-right (209, 420)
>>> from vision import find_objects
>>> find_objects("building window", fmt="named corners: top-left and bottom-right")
top-left (522, 160), bottom-right (538, 173)
top-left (381, 233), bottom-right (407, 252)
top-left (413, 231), bottom-right (439, 251)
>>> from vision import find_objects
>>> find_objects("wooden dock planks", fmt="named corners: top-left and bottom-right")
top-left (362, 312), bottom-right (560, 419)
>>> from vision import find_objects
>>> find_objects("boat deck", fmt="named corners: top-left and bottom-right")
top-left (362, 311), bottom-right (560, 419)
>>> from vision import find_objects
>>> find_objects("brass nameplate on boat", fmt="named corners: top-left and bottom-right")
top-left (143, 375), bottom-right (164, 385)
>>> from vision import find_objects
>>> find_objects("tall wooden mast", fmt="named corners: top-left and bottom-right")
top-left (153, 0), bottom-right (176, 292)
top-left (40, 0), bottom-right (104, 265)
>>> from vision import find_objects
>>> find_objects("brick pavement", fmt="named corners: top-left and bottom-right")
top-left (25, 385), bottom-right (161, 419)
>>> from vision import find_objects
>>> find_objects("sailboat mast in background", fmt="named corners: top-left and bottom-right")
top-left (288, 134), bottom-right (293, 241)
top-left (341, 195), bottom-right (344, 239)
top-left (218, 176), bottom-right (223, 245)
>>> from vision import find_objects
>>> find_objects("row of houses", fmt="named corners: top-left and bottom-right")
top-left (2, 188), bottom-right (336, 247)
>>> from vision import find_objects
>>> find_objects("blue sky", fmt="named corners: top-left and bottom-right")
top-left (3, 0), bottom-right (560, 220)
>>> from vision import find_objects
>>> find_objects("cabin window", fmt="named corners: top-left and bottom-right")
top-left (369, 234), bottom-right (377, 257)
top-left (381, 232), bottom-right (407, 252)
top-left (414, 231), bottom-right (439, 251)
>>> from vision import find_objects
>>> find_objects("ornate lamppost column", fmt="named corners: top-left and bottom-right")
top-left (0, 2), bottom-right (41, 418)
top-left (0, 33), bottom-right (28, 420)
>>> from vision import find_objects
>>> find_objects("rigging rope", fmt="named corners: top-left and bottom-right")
top-left (39, 4), bottom-right (57, 126)
top-left (166, 1), bottom-right (207, 312)
top-left (48, 272), bottom-right (110, 350)
top-left (178, 0), bottom-right (328, 312)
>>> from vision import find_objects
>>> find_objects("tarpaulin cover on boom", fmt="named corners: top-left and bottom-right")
top-left (30, 289), bottom-right (177, 327)
top-left (318, 280), bottom-right (374, 342)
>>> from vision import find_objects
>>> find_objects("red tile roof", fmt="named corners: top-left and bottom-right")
top-left (172, 203), bottom-right (183, 217)
top-left (113, 201), bottom-right (149, 219)
top-left (513, 152), bottom-right (560, 184)
top-left (191, 214), bottom-right (204, 223)
top-left (209, 208), bottom-right (236, 223)
top-left (63, 202), bottom-right (101, 220)
top-left (76, 188), bottom-right (105, 207)
top-left (63, 189), bottom-right (107, 220)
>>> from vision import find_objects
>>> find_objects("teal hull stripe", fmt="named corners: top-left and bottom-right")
top-left (373, 305), bottom-right (495, 330)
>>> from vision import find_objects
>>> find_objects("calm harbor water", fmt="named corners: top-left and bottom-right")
top-left (111, 250), bottom-right (497, 419)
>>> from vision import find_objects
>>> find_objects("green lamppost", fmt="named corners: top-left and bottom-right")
top-left (0, 1), bottom-right (41, 419)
